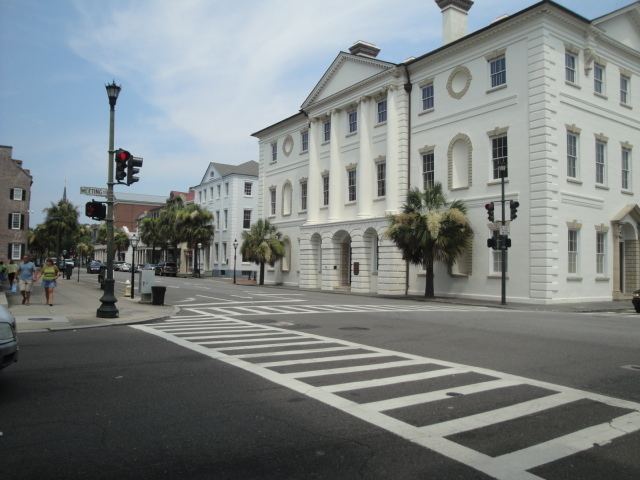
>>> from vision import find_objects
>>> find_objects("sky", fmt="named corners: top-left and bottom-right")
top-left (0, 0), bottom-right (631, 225)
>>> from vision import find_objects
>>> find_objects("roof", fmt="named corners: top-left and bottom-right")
top-left (211, 160), bottom-right (258, 177)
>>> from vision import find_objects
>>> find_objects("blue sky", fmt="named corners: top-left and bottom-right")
top-left (0, 0), bottom-right (630, 225)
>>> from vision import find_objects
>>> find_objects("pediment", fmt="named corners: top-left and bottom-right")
top-left (592, 4), bottom-right (640, 51)
top-left (301, 52), bottom-right (395, 110)
top-left (199, 163), bottom-right (220, 185)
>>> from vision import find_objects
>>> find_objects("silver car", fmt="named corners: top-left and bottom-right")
top-left (0, 305), bottom-right (18, 370)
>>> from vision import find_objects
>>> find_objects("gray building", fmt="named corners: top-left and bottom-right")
top-left (0, 146), bottom-right (32, 262)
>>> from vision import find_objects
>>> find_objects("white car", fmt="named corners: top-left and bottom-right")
top-left (119, 263), bottom-right (131, 272)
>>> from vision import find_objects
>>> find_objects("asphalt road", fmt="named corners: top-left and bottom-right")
top-left (2, 275), bottom-right (639, 479)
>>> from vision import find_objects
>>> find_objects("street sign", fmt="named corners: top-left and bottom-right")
top-left (80, 186), bottom-right (107, 197)
top-left (500, 224), bottom-right (509, 235)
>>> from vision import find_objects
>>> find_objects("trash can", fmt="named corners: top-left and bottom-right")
top-left (632, 289), bottom-right (640, 313)
top-left (151, 285), bottom-right (167, 305)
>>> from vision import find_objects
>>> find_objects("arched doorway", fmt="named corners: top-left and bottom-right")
top-left (310, 233), bottom-right (322, 289)
top-left (333, 230), bottom-right (352, 288)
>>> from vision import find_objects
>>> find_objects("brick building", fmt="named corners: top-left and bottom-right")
top-left (0, 146), bottom-right (32, 261)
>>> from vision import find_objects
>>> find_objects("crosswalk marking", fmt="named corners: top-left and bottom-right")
top-left (133, 308), bottom-right (640, 480)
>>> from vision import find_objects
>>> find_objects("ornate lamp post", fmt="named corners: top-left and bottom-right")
top-left (97, 81), bottom-right (121, 318)
top-left (130, 233), bottom-right (139, 299)
top-left (233, 238), bottom-right (238, 284)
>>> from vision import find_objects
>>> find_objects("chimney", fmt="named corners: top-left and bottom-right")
top-left (348, 40), bottom-right (381, 58)
top-left (435, 0), bottom-right (473, 45)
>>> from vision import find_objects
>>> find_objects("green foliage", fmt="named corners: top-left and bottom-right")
top-left (33, 199), bottom-right (81, 259)
top-left (240, 219), bottom-right (285, 285)
top-left (387, 183), bottom-right (473, 297)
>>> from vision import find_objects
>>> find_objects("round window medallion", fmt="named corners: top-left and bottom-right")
top-left (447, 66), bottom-right (472, 99)
top-left (282, 135), bottom-right (294, 156)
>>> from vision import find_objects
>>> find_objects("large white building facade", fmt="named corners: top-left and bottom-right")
top-left (192, 161), bottom-right (259, 279)
top-left (252, 0), bottom-right (640, 304)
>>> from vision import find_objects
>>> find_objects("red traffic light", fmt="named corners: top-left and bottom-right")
top-left (116, 149), bottom-right (131, 162)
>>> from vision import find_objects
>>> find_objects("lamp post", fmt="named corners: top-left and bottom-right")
top-left (97, 80), bottom-right (121, 318)
top-left (233, 238), bottom-right (238, 284)
top-left (196, 242), bottom-right (202, 278)
top-left (130, 234), bottom-right (139, 299)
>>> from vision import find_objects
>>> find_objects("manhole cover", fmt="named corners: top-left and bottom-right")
top-left (339, 326), bottom-right (369, 331)
top-left (28, 317), bottom-right (53, 321)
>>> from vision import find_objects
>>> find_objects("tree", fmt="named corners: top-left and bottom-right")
top-left (158, 197), bottom-right (184, 261)
top-left (41, 200), bottom-right (81, 259)
top-left (240, 219), bottom-right (285, 285)
top-left (175, 204), bottom-right (214, 274)
top-left (139, 217), bottom-right (163, 263)
top-left (386, 183), bottom-right (473, 297)
top-left (113, 230), bottom-right (130, 261)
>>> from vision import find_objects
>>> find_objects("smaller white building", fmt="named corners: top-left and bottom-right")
top-left (192, 161), bottom-right (259, 279)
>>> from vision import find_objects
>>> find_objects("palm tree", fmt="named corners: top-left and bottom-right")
top-left (240, 219), bottom-right (285, 285)
top-left (113, 230), bottom-right (130, 261)
top-left (42, 200), bottom-right (81, 259)
top-left (139, 217), bottom-right (163, 263)
top-left (158, 197), bottom-right (184, 261)
top-left (386, 183), bottom-right (473, 297)
top-left (175, 204), bottom-right (214, 274)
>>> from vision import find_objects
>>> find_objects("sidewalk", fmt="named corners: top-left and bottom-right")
top-left (1, 277), bottom-right (176, 333)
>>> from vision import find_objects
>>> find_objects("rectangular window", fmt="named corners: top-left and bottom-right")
top-left (323, 121), bottom-right (331, 142)
top-left (224, 209), bottom-right (228, 230)
top-left (347, 169), bottom-right (357, 202)
top-left (203, 190), bottom-right (207, 202)
top-left (198, 191), bottom-right (202, 203)
top-left (348, 111), bottom-right (357, 134)
top-left (210, 187), bottom-right (214, 199)
top-left (492, 135), bottom-right (508, 179)
top-left (565, 52), bottom-right (577, 84)
top-left (301, 131), bottom-right (309, 152)
top-left (620, 74), bottom-right (630, 105)
top-left (596, 139), bottom-right (606, 185)
top-left (300, 181), bottom-right (307, 211)
top-left (270, 188), bottom-right (276, 216)
top-left (622, 147), bottom-right (631, 190)
top-left (243, 209), bottom-right (251, 229)
top-left (11, 188), bottom-right (24, 201)
top-left (222, 242), bottom-right (227, 263)
top-left (11, 243), bottom-right (21, 260)
top-left (568, 229), bottom-right (578, 274)
top-left (372, 236), bottom-right (379, 274)
top-left (10, 213), bottom-right (21, 230)
top-left (216, 210), bottom-right (220, 229)
top-left (490, 55), bottom-right (506, 88)
top-left (244, 182), bottom-right (252, 196)
top-left (567, 132), bottom-right (578, 179)
top-left (594, 63), bottom-right (605, 94)
top-left (217, 184), bottom-right (221, 198)
top-left (421, 83), bottom-right (434, 110)
top-left (376, 162), bottom-right (386, 197)
top-left (422, 152), bottom-right (435, 190)
top-left (214, 243), bottom-right (219, 262)
top-left (271, 142), bottom-right (278, 162)
top-left (377, 100), bottom-right (387, 123)
top-left (322, 175), bottom-right (329, 206)
top-left (225, 182), bottom-right (229, 196)
top-left (596, 231), bottom-right (606, 275)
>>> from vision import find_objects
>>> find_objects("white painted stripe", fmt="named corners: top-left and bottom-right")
top-left (249, 306), bottom-right (296, 314)
top-left (230, 295), bottom-right (253, 299)
top-left (495, 411), bottom-right (640, 471)
top-left (235, 346), bottom-right (354, 359)
top-left (257, 352), bottom-right (389, 368)
top-left (196, 295), bottom-right (232, 302)
top-left (162, 319), bottom-right (240, 325)
top-left (420, 391), bottom-right (583, 437)
top-left (208, 307), bottom-right (244, 315)
top-left (363, 380), bottom-right (521, 412)
top-left (172, 328), bottom-right (268, 336)
top-left (183, 331), bottom-right (292, 340)
top-left (288, 360), bottom-right (432, 379)
top-left (232, 306), bottom-right (271, 314)
top-left (324, 367), bottom-right (464, 393)
top-left (180, 299), bottom-right (307, 307)
top-left (253, 293), bottom-right (305, 296)
top-left (155, 325), bottom-right (260, 332)
top-left (217, 340), bottom-right (330, 351)
top-left (198, 336), bottom-right (303, 345)
top-left (273, 305), bottom-right (320, 313)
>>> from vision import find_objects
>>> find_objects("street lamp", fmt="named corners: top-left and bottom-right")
top-left (233, 238), bottom-right (238, 284)
top-left (130, 234), bottom-right (139, 299)
top-left (97, 80), bottom-right (121, 318)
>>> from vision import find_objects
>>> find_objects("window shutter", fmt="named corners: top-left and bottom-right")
top-left (10, 188), bottom-right (14, 199)
top-left (20, 214), bottom-right (25, 230)
top-left (8, 214), bottom-right (11, 229)
top-left (21, 244), bottom-right (25, 258)
top-left (7, 244), bottom-right (10, 259)
top-left (22, 189), bottom-right (26, 201)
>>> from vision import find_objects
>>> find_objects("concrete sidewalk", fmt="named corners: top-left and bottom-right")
top-left (1, 277), bottom-right (176, 333)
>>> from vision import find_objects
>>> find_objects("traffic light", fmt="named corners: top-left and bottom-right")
top-left (115, 149), bottom-right (130, 183)
top-left (487, 231), bottom-right (498, 250)
top-left (127, 155), bottom-right (143, 185)
top-left (485, 202), bottom-right (495, 223)
top-left (510, 200), bottom-right (520, 221)
top-left (85, 200), bottom-right (106, 221)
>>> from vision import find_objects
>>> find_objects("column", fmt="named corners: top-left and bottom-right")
top-left (385, 86), bottom-right (400, 214)
top-left (306, 118), bottom-right (321, 225)
top-left (329, 109), bottom-right (343, 221)
top-left (358, 97), bottom-right (373, 218)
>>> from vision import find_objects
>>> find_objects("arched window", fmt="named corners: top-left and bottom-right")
top-left (282, 181), bottom-right (293, 216)
top-left (448, 134), bottom-right (472, 190)
top-left (282, 238), bottom-right (291, 272)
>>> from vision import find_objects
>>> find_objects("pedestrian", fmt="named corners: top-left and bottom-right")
top-left (7, 260), bottom-right (18, 292)
top-left (41, 258), bottom-right (60, 306)
top-left (0, 260), bottom-right (7, 286)
top-left (17, 255), bottom-right (37, 305)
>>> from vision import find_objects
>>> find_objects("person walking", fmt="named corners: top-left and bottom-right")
top-left (18, 255), bottom-right (37, 305)
top-left (0, 260), bottom-right (7, 287)
top-left (41, 258), bottom-right (60, 306)
top-left (7, 260), bottom-right (18, 292)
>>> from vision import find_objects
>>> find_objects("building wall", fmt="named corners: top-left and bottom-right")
top-left (114, 202), bottom-right (162, 232)
top-left (0, 146), bottom-right (31, 261)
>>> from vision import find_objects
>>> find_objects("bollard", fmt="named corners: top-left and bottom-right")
top-left (124, 279), bottom-right (131, 297)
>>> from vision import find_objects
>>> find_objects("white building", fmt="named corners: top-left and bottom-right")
top-left (252, 0), bottom-right (640, 304)
top-left (192, 161), bottom-right (259, 279)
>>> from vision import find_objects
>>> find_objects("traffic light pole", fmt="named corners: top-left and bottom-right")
top-left (500, 172), bottom-right (507, 305)
top-left (97, 88), bottom-right (119, 318)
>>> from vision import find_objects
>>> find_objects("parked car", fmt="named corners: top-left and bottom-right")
top-left (0, 305), bottom-right (18, 370)
top-left (154, 262), bottom-right (177, 277)
top-left (142, 263), bottom-right (157, 271)
top-left (113, 261), bottom-right (125, 271)
top-left (119, 262), bottom-right (131, 272)
top-left (87, 260), bottom-right (102, 274)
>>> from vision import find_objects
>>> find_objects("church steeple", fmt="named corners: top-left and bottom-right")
top-left (62, 178), bottom-right (67, 202)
